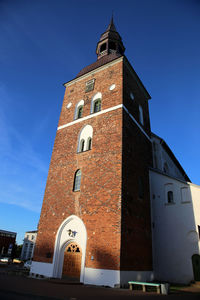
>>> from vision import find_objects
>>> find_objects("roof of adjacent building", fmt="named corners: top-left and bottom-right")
top-left (26, 230), bottom-right (38, 234)
top-left (151, 132), bottom-right (190, 182)
top-left (0, 229), bottom-right (17, 235)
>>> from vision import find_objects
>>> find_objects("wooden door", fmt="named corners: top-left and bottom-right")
top-left (62, 242), bottom-right (82, 280)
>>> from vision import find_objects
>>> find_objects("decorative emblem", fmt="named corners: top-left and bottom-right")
top-left (67, 229), bottom-right (77, 237)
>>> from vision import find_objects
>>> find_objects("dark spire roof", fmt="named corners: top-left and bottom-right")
top-left (106, 15), bottom-right (117, 32)
top-left (96, 17), bottom-right (125, 60)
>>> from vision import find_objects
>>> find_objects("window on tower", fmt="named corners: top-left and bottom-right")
top-left (73, 169), bottom-right (81, 191)
top-left (87, 137), bottom-right (92, 150)
top-left (93, 99), bottom-right (101, 113)
top-left (100, 43), bottom-right (106, 53)
top-left (139, 105), bottom-right (144, 125)
top-left (91, 92), bottom-right (102, 114)
top-left (74, 100), bottom-right (84, 120)
top-left (77, 125), bottom-right (93, 153)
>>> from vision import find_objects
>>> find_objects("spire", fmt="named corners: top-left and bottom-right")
top-left (106, 15), bottom-right (117, 32)
top-left (96, 17), bottom-right (125, 60)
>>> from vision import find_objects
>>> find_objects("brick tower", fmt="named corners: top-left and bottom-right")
top-left (32, 18), bottom-right (153, 287)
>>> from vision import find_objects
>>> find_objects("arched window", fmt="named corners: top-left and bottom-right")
top-left (80, 139), bottom-right (85, 152)
top-left (91, 92), bottom-right (102, 114)
top-left (87, 137), bottom-right (92, 150)
top-left (77, 106), bottom-right (83, 119)
top-left (139, 105), bottom-right (144, 125)
top-left (167, 191), bottom-right (174, 204)
top-left (77, 125), bottom-right (93, 153)
top-left (93, 99), bottom-right (101, 113)
top-left (74, 100), bottom-right (84, 120)
top-left (73, 170), bottom-right (81, 191)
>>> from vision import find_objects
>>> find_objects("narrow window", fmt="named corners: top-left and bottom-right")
top-left (93, 99), bottom-right (101, 113)
top-left (80, 139), bottom-right (85, 152)
top-left (139, 105), bottom-right (144, 125)
top-left (73, 170), bottom-right (81, 191)
top-left (87, 137), bottom-right (92, 150)
top-left (77, 106), bottom-right (83, 119)
top-left (167, 191), bottom-right (174, 204)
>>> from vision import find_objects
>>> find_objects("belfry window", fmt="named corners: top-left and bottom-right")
top-left (100, 43), bottom-right (106, 53)
top-left (73, 170), bottom-right (81, 191)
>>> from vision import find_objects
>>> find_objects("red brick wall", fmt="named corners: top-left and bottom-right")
top-left (34, 57), bottom-right (153, 272)
top-left (34, 59), bottom-right (123, 270)
top-left (120, 62), bottom-right (153, 270)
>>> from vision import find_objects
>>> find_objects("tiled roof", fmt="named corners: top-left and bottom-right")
top-left (76, 53), bottom-right (122, 78)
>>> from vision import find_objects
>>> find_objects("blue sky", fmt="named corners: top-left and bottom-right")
top-left (0, 0), bottom-right (200, 245)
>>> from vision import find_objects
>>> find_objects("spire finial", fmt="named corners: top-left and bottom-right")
top-left (106, 13), bottom-right (116, 32)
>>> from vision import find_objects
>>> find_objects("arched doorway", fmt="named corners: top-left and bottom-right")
top-left (192, 254), bottom-right (200, 281)
top-left (62, 242), bottom-right (82, 280)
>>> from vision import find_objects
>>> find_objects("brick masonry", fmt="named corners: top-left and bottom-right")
top-left (34, 57), bottom-right (153, 272)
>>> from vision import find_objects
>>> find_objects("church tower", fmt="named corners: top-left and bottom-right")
top-left (32, 18), bottom-right (153, 287)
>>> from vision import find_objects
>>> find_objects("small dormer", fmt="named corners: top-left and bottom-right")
top-left (96, 17), bottom-right (125, 60)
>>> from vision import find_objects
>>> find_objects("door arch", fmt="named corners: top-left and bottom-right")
top-left (62, 242), bottom-right (82, 279)
top-left (53, 215), bottom-right (87, 282)
top-left (192, 254), bottom-right (200, 281)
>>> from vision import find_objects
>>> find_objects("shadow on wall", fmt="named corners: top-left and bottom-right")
top-left (150, 171), bottom-right (200, 284)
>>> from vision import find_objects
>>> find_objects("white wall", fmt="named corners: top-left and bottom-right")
top-left (150, 170), bottom-right (200, 284)
top-left (152, 136), bottom-right (186, 181)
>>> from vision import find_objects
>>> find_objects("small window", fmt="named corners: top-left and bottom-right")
top-left (139, 105), bottom-right (144, 125)
top-left (167, 191), bottom-right (174, 204)
top-left (73, 170), bottom-right (81, 191)
top-left (77, 106), bottom-right (83, 119)
top-left (100, 43), bottom-right (106, 52)
top-left (80, 139), bottom-right (85, 152)
top-left (31, 235), bottom-right (34, 240)
top-left (87, 137), bottom-right (92, 150)
top-left (93, 99), bottom-right (101, 113)
top-left (198, 226), bottom-right (200, 239)
top-left (85, 79), bottom-right (95, 92)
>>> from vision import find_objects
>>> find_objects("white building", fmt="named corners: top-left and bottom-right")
top-left (150, 133), bottom-right (200, 283)
top-left (21, 231), bottom-right (37, 261)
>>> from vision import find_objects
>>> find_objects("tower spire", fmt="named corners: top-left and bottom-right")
top-left (96, 17), bottom-right (125, 60)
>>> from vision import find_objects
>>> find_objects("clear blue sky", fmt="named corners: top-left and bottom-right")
top-left (0, 0), bottom-right (200, 245)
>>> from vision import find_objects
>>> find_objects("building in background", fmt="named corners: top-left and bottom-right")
top-left (21, 230), bottom-right (37, 261)
top-left (0, 229), bottom-right (16, 257)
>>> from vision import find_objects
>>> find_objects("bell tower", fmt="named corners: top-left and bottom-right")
top-left (96, 16), bottom-right (125, 59)
top-left (32, 18), bottom-right (153, 287)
